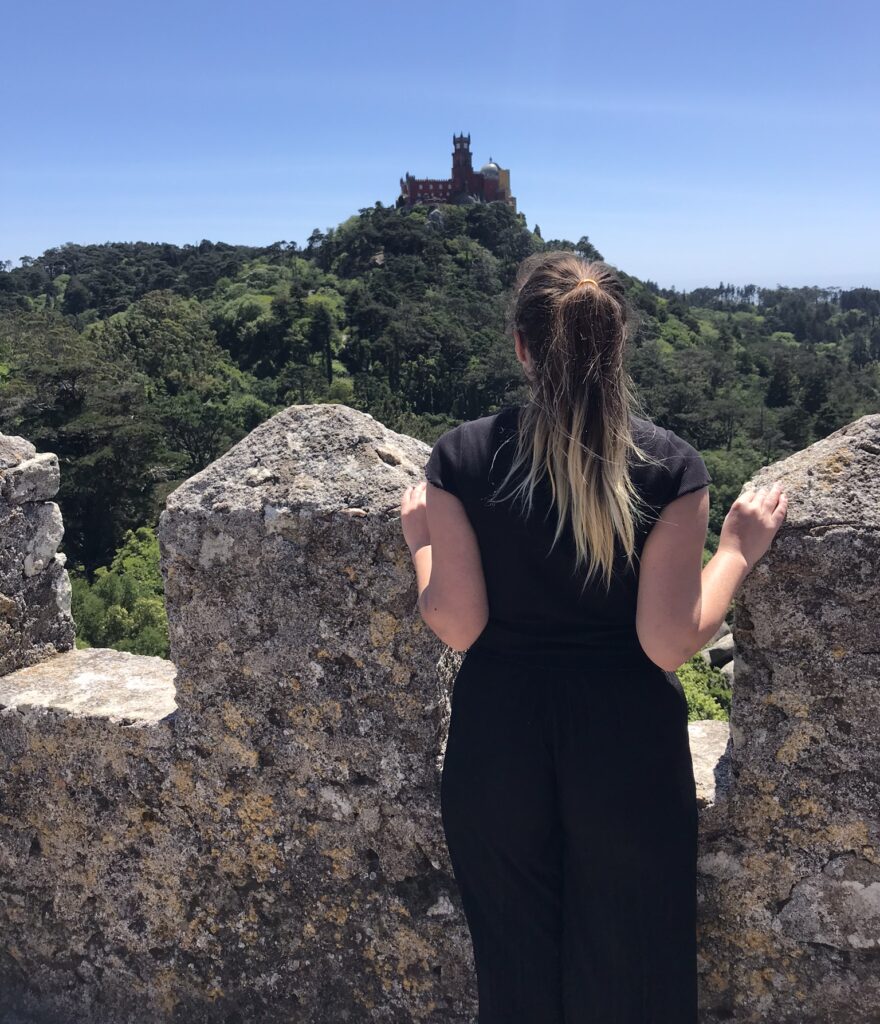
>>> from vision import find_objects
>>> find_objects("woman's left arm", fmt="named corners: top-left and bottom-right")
top-left (401, 480), bottom-right (489, 652)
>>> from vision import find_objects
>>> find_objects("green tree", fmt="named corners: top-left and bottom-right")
top-left (90, 290), bottom-right (223, 394)
top-left (70, 527), bottom-right (169, 657)
top-left (304, 297), bottom-right (339, 385)
top-left (575, 236), bottom-right (604, 261)
top-left (0, 311), bottom-right (164, 569)
top-left (765, 352), bottom-right (796, 408)
top-left (62, 276), bottom-right (90, 316)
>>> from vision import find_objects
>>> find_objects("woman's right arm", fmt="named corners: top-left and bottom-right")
top-left (635, 482), bottom-right (788, 672)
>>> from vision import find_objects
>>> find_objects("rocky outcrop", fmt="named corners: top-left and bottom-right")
top-left (0, 409), bottom-right (878, 1024)
top-left (0, 434), bottom-right (73, 675)
top-left (697, 413), bottom-right (880, 1023)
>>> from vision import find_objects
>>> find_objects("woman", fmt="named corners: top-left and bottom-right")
top-left (399, 252), bottom-right (787, 1024)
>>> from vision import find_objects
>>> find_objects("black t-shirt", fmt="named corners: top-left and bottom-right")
top-left (424, 404), bottom-right (712, 655)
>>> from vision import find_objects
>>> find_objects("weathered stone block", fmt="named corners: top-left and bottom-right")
top-left (0, 433), bottom-right (74, 677)
top-left (0, 452), bottom-right (60, 505)
top-left (697, 413), bottom-right (880, 1024)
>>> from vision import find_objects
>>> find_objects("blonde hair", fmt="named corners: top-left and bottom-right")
top-left (491, 251), bottom-right (663, 593)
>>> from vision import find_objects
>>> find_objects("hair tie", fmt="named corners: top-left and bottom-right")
top-left (576, 277), bottom-right (600, 290)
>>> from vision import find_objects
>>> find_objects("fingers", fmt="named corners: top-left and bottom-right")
top-left (750, 482), bottom-right (788, 525)
top-left (739, 482), bottom-right (788, 530)
top-left (743, 481), bottom-right (785, 504)
top-left (401, 481), bottom-right (428, 508)
top-left (760, 481), bottom-right (784, 509)
top-left (768, 482), bottom-right (786, 511)
top-left (772, 491), bottom-right (789, 524)
top-left (772, 505), bottom-right (788, 526)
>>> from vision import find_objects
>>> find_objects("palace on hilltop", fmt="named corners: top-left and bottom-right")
top-left (399, 134), bottom-right (517, 211)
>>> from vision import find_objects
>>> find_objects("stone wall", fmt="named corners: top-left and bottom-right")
top-left (0, 407), bottom-right (877, 1023)
top-left (0, 434), bottom-right (73, 675)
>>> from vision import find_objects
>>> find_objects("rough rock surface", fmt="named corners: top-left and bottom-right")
top-left (0, 405), bottom-right (472, 1024)
top-left (0, 433), bottom-right (74, 676)
top-left (697, 413), bottom-right (880, 1023)
top-left (689, 719), bottom-right (731, 810)
top-left (0, 648), bottom-right (177, 721)
top-left (1, 407), bottom-right (877, 1023)
top-left (154, 403), bottom-right (474, 1023)
top-left (0, 653), bottom-right (178, 1024)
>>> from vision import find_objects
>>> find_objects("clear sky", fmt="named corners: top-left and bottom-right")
top-left (2, 0), bottom-right (877, 290)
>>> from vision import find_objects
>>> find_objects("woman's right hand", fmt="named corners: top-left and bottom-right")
top-left (718, 481), bottom-right (789, 572)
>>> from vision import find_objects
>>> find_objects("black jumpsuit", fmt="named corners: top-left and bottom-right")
top-left (424, 405), bottom-right (713, 1024)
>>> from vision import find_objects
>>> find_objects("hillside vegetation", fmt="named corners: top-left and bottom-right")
top-left (2, 202), bottom-right (878, 715)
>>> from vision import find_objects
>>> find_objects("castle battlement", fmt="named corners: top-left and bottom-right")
top-left (1, 408), bottom-right (879, 1022)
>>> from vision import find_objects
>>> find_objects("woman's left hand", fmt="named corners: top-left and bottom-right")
top-left (401, 480), bottom-right (430, 554)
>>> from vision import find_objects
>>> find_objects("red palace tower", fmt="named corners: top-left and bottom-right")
top-left (399, 133), bottom-right (517, 210)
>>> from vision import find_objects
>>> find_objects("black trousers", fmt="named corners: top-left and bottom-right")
top-left (440, 643), bottom-right (699, 1024)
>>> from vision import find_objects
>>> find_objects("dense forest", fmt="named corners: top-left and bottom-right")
top-left (2, 201), bottom-right (878, 719)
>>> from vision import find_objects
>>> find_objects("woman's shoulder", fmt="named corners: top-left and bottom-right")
top-left (630, 414), bottom-right (706, 459)
top-left (464, 403), bottom-right (521, 433)
top-left (629, 414), bottom-right (712, 506)
top-left (450, 408), bottom-right (701, 463)
top-left (629, 413), bottom-right (671, 451)
top-left (440, 404), bottom-right (520, 450)
top-left (453, 407), bottom-right (705, 471)
top-left (426, 405), bottom-right (521, 500)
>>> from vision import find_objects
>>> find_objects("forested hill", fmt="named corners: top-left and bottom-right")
top-left (2, 201), bottom-right (879, 581)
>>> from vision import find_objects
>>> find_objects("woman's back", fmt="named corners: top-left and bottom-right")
top-left (406, 251), bottom-right (786, 1024)
top-left (425, 403), bottom-right (712, 655)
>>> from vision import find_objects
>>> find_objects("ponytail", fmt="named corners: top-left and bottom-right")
top-left (491, 252), bottom-right (662, 592)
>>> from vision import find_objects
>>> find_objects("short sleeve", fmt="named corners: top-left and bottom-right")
top-left (663, 428), bottom-right (712, 502)
top-left (425, 427), bottom-right (463, 498)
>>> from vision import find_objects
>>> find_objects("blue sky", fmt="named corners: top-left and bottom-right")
top-left (2, 0), bottom-right (877, 290)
